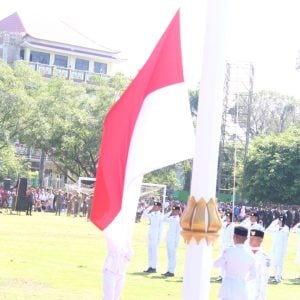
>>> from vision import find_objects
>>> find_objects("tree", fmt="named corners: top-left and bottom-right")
top-left (240, 127), bottom-right (300, 204)
top-left (0, 61), bottom-right (44, 182)
top-left (237, 90), bottom-right (300, 137)
top-left (0, 145), bottom-right (36, 182)
top-left (0, 61), bottom-right (37, 149)
top-left (31, 73), bottom-right (130, 182)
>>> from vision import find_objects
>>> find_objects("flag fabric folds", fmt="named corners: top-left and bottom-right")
top-left (91, 10), bottom-right (195, 248)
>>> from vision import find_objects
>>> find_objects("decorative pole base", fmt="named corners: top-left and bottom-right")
top-left (180, 196), bottom-right (222, 245)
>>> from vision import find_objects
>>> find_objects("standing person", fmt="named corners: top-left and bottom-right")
top-left (216, 211), bottom-right (235, 281)
top-left (220, 212), bottom-right (235, 253)
top-left (86, 193), bottom-right (92, 220)
top-left (135, 202), bottom-right (145, 223)
top-left (54, 190), bottom-right (64, 216)
top-left (161, 205), bottom-right (181, 277)
top-left (72, 193), bottom-right (80, 217)
top-left (26, 188), bottom-right (34, 216)
top-left (292, 222), bottom-right (300, 278)
top-left (66, 193), bottom-right (73, 216)
top-left (241, 212), bottom-right (265, 246)
top-left (241, 212), bottom-right (265, 231)
top-left (266, 215), bottom-right (289, 283)
top-left (248, 229), bottom-right (271, 300)
top-left (142, 201), bottom-right (164, 273)
top-left (102, 239), bottom-right (133, 300)
top-left (214, 226), bottom-right (256, 300)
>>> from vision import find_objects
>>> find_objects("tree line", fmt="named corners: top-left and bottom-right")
top-left (0, 61), bottom-right (299, 204)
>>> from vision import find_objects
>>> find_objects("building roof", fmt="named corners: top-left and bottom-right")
top-left (0, 12), bottom-right (120, 55)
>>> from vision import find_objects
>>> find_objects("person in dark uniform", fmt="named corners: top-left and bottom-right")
top-left (54, 190), bottom-right (64, 216)
top-left (86, 193), bottom-right (93, 220)
top-left (66, 193), bottom-right (73, 216)
top-left (26, 188), bottom-right (34, 216)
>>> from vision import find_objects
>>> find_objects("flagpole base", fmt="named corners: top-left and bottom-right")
top-left (181, 231), bottom-right (219, 245)
top-left (180, 196), bottom-right (222, 244)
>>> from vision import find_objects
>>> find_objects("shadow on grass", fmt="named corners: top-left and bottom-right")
top-left (283, 278), bottom-right (300, 285)
top-left (129, 271), bottom-right (153, 278)
top-left (129, 272), bottom-right (183, 282)
top-left (210, 276), bottom-right (222, 284)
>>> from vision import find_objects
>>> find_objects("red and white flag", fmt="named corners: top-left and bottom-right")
top-left (91, 10), bottom-right (195, 249)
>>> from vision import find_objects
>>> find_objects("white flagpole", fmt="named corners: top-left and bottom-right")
top-left (181, 0), bottom-right (228, 299)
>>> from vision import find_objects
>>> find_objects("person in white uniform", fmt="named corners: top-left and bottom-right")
top-left (102, 239), bottom-right (133, 300)
top-left (214, 226), bottom-right (256, 300)
top-left (220, 211), bottom-right (235, 253)
top-left (241, 212), bottom-right (264, 229)
top-left (143, 201), bottom-right (164, 273)
top-left (292, 222), bottom-right (300, 278)
top-left (248, 229), bottom-right (271, 300)
top-left (266, 215), bottom-right (289, 283)
top-left (216, 211), bottom-right (235, 281)
top-left (241, 212), bottom-right (265, 246)
top-left (161, 205), bottom-right (181, 277)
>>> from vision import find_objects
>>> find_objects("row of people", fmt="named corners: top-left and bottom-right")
top-left (215, 226), bottom-right (270, 300)
top-left (219, 203), bottom-right (300, 229)
top-left (220, 210), bottom-right (299, 285)
top-left (140, 201), bottom-right (300, 297)
top-left (2, 187), bottom-right (93, 219)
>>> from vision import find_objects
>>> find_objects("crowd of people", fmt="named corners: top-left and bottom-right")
top-left (135, 198), bottom-right (300, 300)
top-left (0, 187), bottom-right (93, 219)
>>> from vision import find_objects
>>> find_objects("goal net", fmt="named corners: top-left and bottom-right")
top-left (65, 177), bottom-right (96, 195)
top-left (77, 177), bottom-right (96, 195)
top-left (139, 182), bottom-right (167, 212)
top-left (65, 179), bottom-right (167, 211)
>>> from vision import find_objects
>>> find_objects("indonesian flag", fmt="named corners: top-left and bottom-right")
top-left (91, 10), bottom-right (195, 249)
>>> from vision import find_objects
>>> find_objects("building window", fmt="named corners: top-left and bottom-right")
top-left (75, 58), bottom-right (89, 71)
top-left (54, 54), bottom-right (68, 68)
top-left (94, 62), bottom-right (107, 74)
top-left (30, 51), bottom-right (50, 64)
top-left (20, 49), bottom-right (25, 60)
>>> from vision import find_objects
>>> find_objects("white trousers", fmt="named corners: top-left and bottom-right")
top-left (167, 242), bottom-right (177, 273)
top-left (274, 263), bottom-right (284, 280)
top-left (102, 269), bottom-right (125, 300)
top-left (148, 239), bottom-right (159, 268)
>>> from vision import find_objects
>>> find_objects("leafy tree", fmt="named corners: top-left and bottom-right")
top-left (143, 160), bottom-right (192, 196)
top-left (0, 61), bottom-right (36, 149)
top-left (30, 73), bottom-right (130, 182)
top-left (0, 145), bottom-right (37, 182)
top-left (241, 127), bottom-right (300, 204)
top-left (237, 90), bottom-right (300, 137)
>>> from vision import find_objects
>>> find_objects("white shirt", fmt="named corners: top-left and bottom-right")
top-left (248, 247), bottom-right (270, 300)
top-left (164, 214), bottom-right (181, 246)
top-left (214, 244), bottom-right (256, 300)
top-left (266, 220), bottom-right (289, 265)
top-left (143, 209), bottom-right (164, 243)
top-left (220, 222), bottom-right (235, 253)
top-left (294, 223), bottom-right (300, 264)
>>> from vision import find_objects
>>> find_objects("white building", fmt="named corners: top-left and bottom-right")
top-left (0, 11), bottom-right (121, 82)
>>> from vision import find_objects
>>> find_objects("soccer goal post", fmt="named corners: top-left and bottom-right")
top-left (68, 179), bottom-right (167, 212)
top-left (77, 177), bottom-right (96, 195)
top-left (139, 182), bottom-right (167, 213)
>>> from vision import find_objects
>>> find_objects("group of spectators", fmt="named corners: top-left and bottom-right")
top-left (218, 202), bottom-right (300, 229)
top-left (136, 196), bottom-right (300, 230)
top-left (0, 186), bottom-right (93, 219)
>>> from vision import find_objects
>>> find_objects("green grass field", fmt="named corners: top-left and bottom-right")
top-left (0, 210), bottom-right (299, 299)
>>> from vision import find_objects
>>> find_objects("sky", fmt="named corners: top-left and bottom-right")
top-left (1, 0), bottom-right (300, 97)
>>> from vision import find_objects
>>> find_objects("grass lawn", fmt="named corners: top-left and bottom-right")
top-left (0, 210), bottom-right (299, 299)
